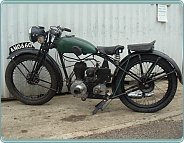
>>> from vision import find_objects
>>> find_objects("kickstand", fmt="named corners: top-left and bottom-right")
top-left (92, 100), bottom-right (107, 115)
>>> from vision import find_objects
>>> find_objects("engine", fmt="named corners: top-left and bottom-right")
top-left (70, 62), bottom-right (88, 99)
top-left (70, 60), bottom-right (111, 101)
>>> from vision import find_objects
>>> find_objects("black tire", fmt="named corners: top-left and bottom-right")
top-left (114, 54), bottom-right (177, 113)
top-left (5, 54), bottom-right (58, 105)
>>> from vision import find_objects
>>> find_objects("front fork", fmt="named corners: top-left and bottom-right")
top-left (30, 47), bottom-right (49, 81)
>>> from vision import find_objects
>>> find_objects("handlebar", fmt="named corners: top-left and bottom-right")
top-left (50, 25), bottom-right (71, 37)
top-left (56, 25), bottom-right (71, 32)
top-left (63, 28), bottom-right (71, 32)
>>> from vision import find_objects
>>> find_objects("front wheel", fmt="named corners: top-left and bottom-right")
top-left (5, 54), bottom-right (58, 105)
top-left (114, 54), bottom-right (177, 112)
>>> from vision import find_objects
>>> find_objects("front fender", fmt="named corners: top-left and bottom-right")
top-left (113, 50), bottom-right (183, 85)
top-left (7, 48), bottom-right (63, 93)
top-left (7, 48), bottom-right (38, 59)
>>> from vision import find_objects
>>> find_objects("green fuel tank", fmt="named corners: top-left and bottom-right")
top-left (55, 36), bottom-right (97, 54)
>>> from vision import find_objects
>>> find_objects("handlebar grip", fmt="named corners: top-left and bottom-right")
top-left (64, 28), bottom-right (71, 32)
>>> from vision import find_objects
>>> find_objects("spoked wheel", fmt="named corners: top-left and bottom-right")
top-left (115, 54), bottom-right (177, 112)
top-left (5, 54), bottom-right (58, 105)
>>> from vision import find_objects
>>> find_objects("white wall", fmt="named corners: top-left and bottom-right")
top-left (1, 4), bottom-right (183, 98)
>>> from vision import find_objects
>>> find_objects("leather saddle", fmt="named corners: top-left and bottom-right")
top-left (127, 40), bottom-right (156, 52)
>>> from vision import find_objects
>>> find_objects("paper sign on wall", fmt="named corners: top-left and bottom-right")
top-left (158, 4), bottom-right (168, 22)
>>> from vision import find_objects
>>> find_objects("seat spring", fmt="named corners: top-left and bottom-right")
top-left (114, 53), bottom-right (120, 65)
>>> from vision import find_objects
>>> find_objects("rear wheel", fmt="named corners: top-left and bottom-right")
top-left (5, 54), bottom-right (58, 105)
top-left (115, 54), bottom-right (177, 112)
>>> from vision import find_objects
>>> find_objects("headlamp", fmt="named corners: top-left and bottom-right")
top-left (29, 26), bottom-right (45, 43)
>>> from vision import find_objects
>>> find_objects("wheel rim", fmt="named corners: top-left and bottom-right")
top-left (122, 60), bottom-right (171, 108)
top-left (12, 59), bottom-right (52, 100)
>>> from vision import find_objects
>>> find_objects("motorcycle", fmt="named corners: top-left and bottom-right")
top-left (5, 25), bottom-right (183, 114)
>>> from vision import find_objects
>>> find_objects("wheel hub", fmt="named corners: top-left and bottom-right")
top-left (26, 72), bottom-right (40, 84)
top-left (139, 77), bottom-right (154, 93)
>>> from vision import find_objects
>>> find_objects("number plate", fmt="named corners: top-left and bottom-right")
top-left (9, 42), bottom-right (35, 54)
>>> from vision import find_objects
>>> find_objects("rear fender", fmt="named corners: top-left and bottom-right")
top-left (113, 50), bottom-right (183, 85)
top-left (151, 50), bottom-right (183, 84)
top-left (7, 48), bottom-right (63, 93)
